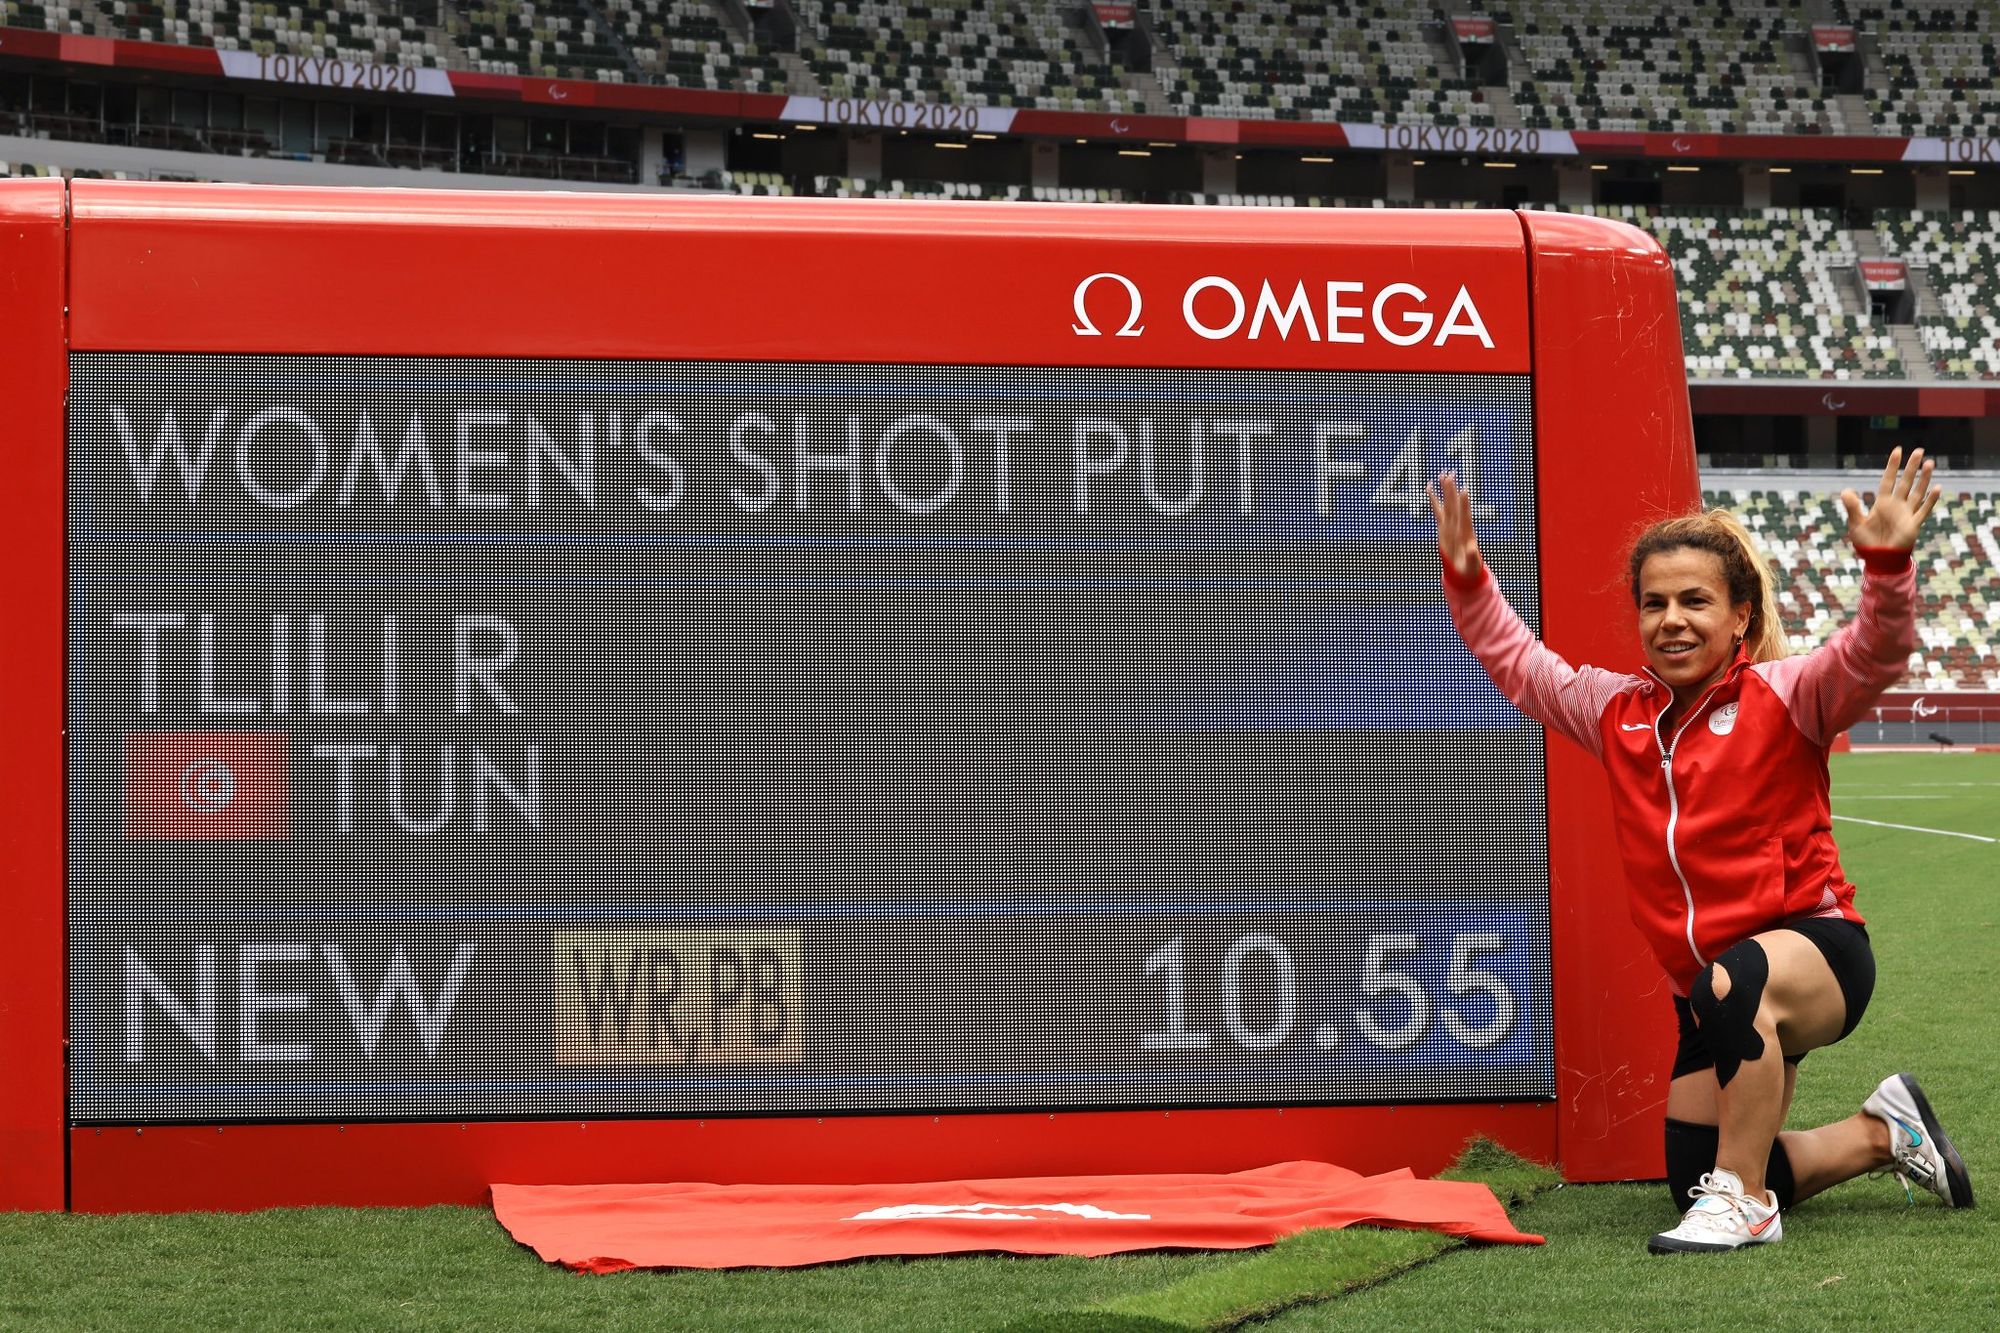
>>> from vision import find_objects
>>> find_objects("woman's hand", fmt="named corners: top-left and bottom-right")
top-left (1841, 447), bottom-right (1943, 552)
top-left (1426, 470), bottom-right (1485, 582)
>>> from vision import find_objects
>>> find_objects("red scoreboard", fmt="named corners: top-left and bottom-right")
top-left (0, 180), bottom-right (1698, 1211)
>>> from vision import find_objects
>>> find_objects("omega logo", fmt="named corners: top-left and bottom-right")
top-left (1071, 272), bottom-right (1148, 337)
top-left (1072, 272), bottom-right (1494, 348)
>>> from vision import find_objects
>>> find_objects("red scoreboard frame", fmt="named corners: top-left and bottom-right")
top-left (0, 179), bottom-right (1698, 1212)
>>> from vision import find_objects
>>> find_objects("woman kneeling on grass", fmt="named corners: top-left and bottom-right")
top-left (1428, 447), bottom-right (1974, 1254)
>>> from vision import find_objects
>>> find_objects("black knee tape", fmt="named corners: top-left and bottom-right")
top-left (1664, 1118), bottom-right (1797, 1210)
top-left (1688, 940), bottom-right (1769, 1089)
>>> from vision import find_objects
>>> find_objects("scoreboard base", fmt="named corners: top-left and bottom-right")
top-left (69, 1103), bottom-right (1560, 1212)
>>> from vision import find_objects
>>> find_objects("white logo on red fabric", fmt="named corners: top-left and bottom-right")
top-left (125, 731), bottom-right (290, 839)
top-left (178, 758), bottom-right (239, 814)
top-left (846, 1202), bottom-right (1152, 1222)
top-left (1708, 703), bottom-right (1739, 736)
top-left (1911, 696), bottom-right (1940, 719)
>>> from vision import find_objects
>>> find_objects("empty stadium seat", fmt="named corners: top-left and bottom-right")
top-left (1531, 204), bottom-right (1903, 380)
top-left (454, 0), bottom-right (632, 81)
top-left (1837, 3), bottom-right (2000, 137)
top-left (1706, 484), bottom-right (2000, 690)
top-left (1151, 0), bottom-right (1491, 126)
top-left (601, 0), bottom-right (788, 93)
top-left (1513, 1), bottom-right (1828, 134)
top-left (96, 0), bottom-right (442, 68)
top-left (784, 1), bottom-right (1141, 113)
top-left (1878, 210), bottom-right (2000, 381)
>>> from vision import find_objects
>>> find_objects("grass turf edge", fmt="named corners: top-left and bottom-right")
top-left (1000, 1140), bottom-right (1560, 1333)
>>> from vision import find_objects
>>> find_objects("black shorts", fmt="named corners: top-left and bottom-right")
top-left (1670, 918), bottom-right (1875, 1082)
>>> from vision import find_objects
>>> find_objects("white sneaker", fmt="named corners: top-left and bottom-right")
top-left (1647, 1168), bottom-right (1783, 1253)
top-left (1864, 1073), bottom-right (1974, 1208)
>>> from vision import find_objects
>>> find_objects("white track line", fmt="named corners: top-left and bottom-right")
top-left (1834, 795), bottom-right (1952, 800)
top-left (1833, 815), bottom-right (1996, 844)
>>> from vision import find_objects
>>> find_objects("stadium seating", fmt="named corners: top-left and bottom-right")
top-left (1711, 484), bottom-right (2000, 690)
top-left (1149, 0), bottom-right (1491, 125)
top-left (1001, 0), bottom-right (1145, 112)
top-left (814, 176), bottom-right (1136, 203)
top-left (452, 0), bottom-right (631, 81)
top-left (1876, 210), bottom-right (2000, 380)
top-left (1836, 4), bottom-right (2000, 137)
top-left (1510, 1), bottom-right (1828, 134)
top-left (0, 0), bottom-right (1991, 143)
top-left (786, 1), bottom-right (1140, 113)
top-left (601, 0), bottom-right (788, 93)
top-left (95, 0), bottom-right (442, 67)
top-left (1533, 204), bottom-right (1902, 380)
top-left (2, 1), bottom-right (90, 35)
top-left (717, 168), bottom-right (791, 195)
top-left (0, 159), bottom-right (196, 180)
top-left (809, 180), bottom-right (1508, 210)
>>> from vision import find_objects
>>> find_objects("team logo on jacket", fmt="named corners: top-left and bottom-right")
top-left (1708, 703), bottom-right (1740, 736)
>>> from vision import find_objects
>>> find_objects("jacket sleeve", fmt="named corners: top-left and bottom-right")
top-left (1753, 557), bottom-right (1918, 746)
top-left (1442, 563), bottom-right (1634, 760)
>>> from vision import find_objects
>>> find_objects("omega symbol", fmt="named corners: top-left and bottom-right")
top-left (178, 758), bottom-right (238, 813)
top-left (1071, 272), bottom-right (1146, 337)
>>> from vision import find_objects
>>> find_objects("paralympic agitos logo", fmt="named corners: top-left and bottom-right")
top-left (1070, 272), bottom-right (1495, 347)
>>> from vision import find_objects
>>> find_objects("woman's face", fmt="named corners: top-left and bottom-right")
top-left (1637, 548), bottom-right (1752, 703)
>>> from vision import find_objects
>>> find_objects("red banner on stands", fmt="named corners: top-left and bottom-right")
top-left (1008, 109), bottom-right (1188, 140)
top-left (1453, 16), bottom-right (1497, 43)
top-left (494, 1161), bottom-right (1542, 1272)
top-left (1813, 24), bottom-right (1857, 53)
top-left (1094, 3), bottom-right (1136, 27)
top-left (1860, 260), bottom-right (1908, 290)
top-left (1568, 130), bottom-right (1912, 162)
top-left (1687, 384), bottom-right (2000, 417)
top-left (1875, 692), bottom-right (2000, 716)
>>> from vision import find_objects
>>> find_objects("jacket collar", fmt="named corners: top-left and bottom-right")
top-left (1640, 645), bottom-right (1752, 708)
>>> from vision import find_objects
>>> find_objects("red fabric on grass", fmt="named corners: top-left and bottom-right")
top-left (492, 1159), bottom-right (1542, 1273)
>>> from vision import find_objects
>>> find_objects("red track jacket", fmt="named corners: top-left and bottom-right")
top-left (1444, 555), bottom-right (1917, 994)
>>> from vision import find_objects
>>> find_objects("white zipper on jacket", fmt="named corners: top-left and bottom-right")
top-left (1643, 670), bottom-right (1732, 972)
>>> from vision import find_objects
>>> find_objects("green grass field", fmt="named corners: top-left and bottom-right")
top-left (3, 753), bottom-right (1994, 1331)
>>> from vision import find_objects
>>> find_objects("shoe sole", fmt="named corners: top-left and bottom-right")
top-left (1647, 1232), bottom-right (1774, 1254)
top-left (1901, 1074), bottom-right (1975, 1209)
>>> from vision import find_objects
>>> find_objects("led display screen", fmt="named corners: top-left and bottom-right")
top-left (67, 354), bottom-right (1551, 1123)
